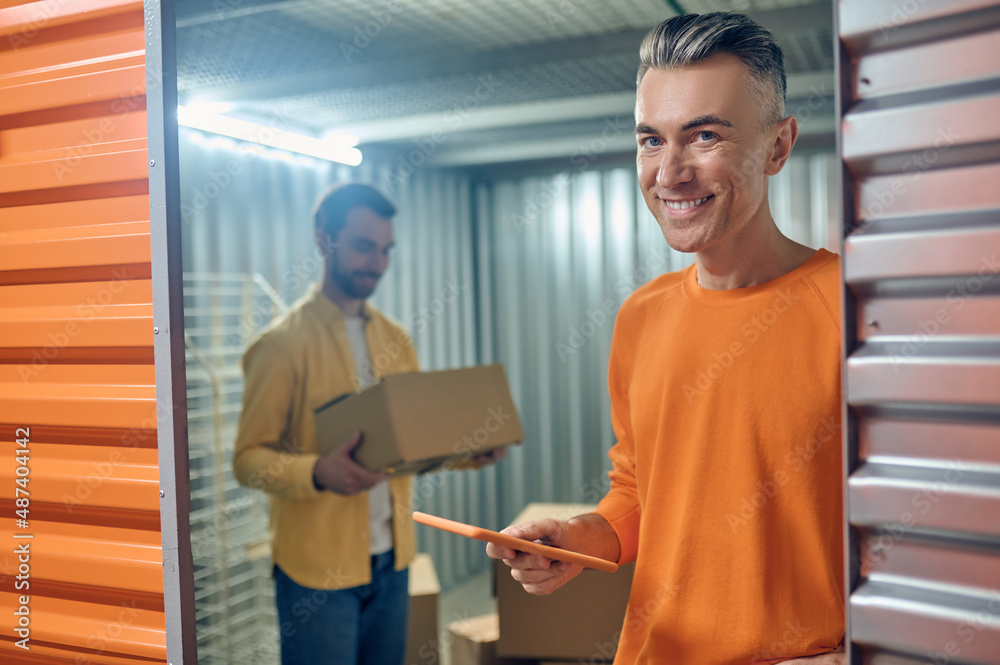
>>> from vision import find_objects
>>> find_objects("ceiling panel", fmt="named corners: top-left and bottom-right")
top-left (175, 0), bottom-right (835, 163)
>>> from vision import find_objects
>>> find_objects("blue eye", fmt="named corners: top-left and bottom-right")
top-left (641, 136), bottom-right (662, 147)
top-left (697, 131), bottom-right (717, 142)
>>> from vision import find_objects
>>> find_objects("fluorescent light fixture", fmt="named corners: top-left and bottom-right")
top-left (185, 101), bottom-right (235, 115)
top-left (177, 105), bottom-right (362, 166)
top-left (322, 129), bottom-right (360, 147)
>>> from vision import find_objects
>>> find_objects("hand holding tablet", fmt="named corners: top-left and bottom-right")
top-left (412, 510), bottom-right (619, 573)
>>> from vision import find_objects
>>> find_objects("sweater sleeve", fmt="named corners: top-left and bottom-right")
top-left (232, 334), bottom-right (322, 501)
top-left (595, 308), bottom-right (642, 565)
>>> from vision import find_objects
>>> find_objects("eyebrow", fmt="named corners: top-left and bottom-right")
top-left (681, 115), bottom-right (733, 131)
top-left (634, 115), bottom-right (734, 135)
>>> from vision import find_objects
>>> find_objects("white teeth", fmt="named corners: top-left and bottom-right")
top-left (664, 196), bottom-right (710, 210)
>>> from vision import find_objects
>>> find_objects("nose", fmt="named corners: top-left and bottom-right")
top-left (369, 251), bottom-right (388, 275)
top-left (654, 144), bottom-right (694, 190)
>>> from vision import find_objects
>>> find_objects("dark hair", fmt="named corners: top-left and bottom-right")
top-left (313, 183), bottom-right (397, 238)
top-left (638, 12), bottom-right (786, 128)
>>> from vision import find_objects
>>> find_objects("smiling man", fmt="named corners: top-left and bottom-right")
top-left (488, 13), bottom-right (845, 665)
top-left (233, 183), bottom-right (417, 665)
top-left (233, 183), bottom-right (507, 665)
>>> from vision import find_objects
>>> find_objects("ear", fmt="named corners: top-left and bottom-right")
top-left (316, 226), bottom-right (336, 259)
top-left (764, 115), bottom-right (798, 176)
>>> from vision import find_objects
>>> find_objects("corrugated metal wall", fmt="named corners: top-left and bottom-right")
top-left (839, 0), bottom-right (1000, 662)
top-left (0, 1), bottom-right (170, 663)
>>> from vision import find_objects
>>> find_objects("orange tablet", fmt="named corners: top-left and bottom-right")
top-left (412, 511), bottom-right (618, 573)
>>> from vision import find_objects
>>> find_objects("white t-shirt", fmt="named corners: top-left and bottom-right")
top-left (344, 317), bottom-right (393, 556)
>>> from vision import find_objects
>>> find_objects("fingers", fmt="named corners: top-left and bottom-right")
top-left (504, 550), bottom-right (575, 572)
top-left (336, 431), bottom-right (364, 456)
top-left (336, 470), bottom-right (386, 495)
top-left (485, 541), bottom-right (512, 560)
top-left (485, 539), bottom-right (539, 563)
top-left (485, 519), bottom-right (584, 597)
top-left (506, 519), bottom-right (563, 545)
top-left (345, 460), bottom-right (387, 491)
top-left (314, 434), bottom-right (386, 494)
top-left (473, 447), bottom-right (509, 467)
top-left (334, 431), bottom-right (385, 490)
top-left (487, 519), bottom-right (567, 563)
top-left (511, 559), bottom-right (581, 596)
top-left (510, 562), bottom-right (574, 584)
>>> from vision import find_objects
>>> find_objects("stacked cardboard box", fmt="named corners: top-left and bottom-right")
top-left (405, 553), bottom-right (440, 665)
top-left (449, 613), bottom-right (523, 665)
top-left (495, 503), bottom-right (634, 662)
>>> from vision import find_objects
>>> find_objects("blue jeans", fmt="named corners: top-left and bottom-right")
top-left (274, 551), bottom-right (409, 665)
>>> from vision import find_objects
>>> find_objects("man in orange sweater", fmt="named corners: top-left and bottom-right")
top-left (488, 13), bottom-right (845, 664)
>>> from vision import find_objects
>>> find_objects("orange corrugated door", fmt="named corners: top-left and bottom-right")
top-left (0, 1), bottom-right (182, 663)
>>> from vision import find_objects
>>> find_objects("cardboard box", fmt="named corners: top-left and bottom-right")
top-left (449, 613), bottom-right (522, 665)
top-left (496, 503), bottom-right (634, 662)
top-left (405, 553), bottom-right (440, 665)
top-left (314, 365), bottom-right (524, 475)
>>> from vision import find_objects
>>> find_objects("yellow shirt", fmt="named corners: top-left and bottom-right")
top-left (233, 284), bottom-right (419, 589)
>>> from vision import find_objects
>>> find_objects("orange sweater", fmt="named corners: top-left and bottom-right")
top-left (595, 249), bottom-right (844, 664)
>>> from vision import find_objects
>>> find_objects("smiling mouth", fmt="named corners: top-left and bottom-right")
top-left (663, 195), bottom-right (713, 210)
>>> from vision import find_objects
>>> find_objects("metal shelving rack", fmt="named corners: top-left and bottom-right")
top-left (183, 273), bottom-right (288, 665)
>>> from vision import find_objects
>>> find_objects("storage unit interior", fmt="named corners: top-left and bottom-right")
top-left (172, 1), bottom-right (837, 663)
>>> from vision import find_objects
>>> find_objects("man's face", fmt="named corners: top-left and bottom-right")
top-left (635, 53), bottom-right (784, 254)
top-left (324, 206), bottom-right (394, 300)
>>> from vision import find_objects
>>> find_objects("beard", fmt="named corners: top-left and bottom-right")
top-left (330, 262), bottom-right (380, 300)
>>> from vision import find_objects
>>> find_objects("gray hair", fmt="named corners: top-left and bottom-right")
top-left (637, 12), bottom-right (787, 129)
